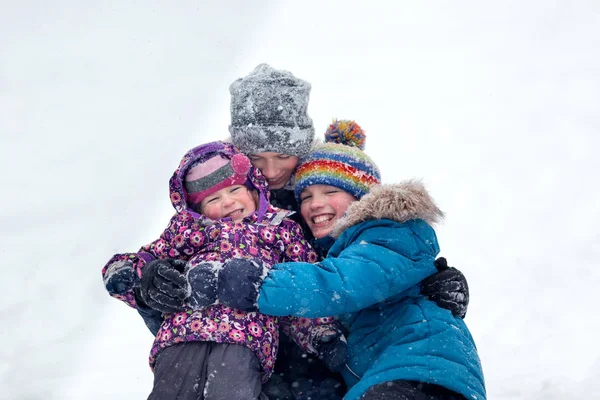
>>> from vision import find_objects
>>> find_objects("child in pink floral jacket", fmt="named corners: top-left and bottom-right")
top-left (101, 140), bottom-right (343, 399)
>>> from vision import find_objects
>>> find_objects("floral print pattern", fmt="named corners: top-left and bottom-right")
top-left (101, 141), bottom-right (337, 382)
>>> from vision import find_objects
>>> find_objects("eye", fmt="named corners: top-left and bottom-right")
top-left (230, 186), bottom-right (241, 193)
top-left (325, 189), bottom-right (339, 195)
top-left (206, 197), bottom-right (218, 204)
top-left (248, 155), bottom-right (261, 162)
top-left (277, 155), bottom-right (291, 160)
top-left (299, 195), bottom-right (311, 203)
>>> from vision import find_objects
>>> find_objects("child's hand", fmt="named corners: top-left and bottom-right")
top-left (186, 261), bottom-right (222, 310)
top-left (315, 327), bottom-right (348, 373)
top-left (217, 258), bottom-right (267, 311)
top-left (421, 257), bottom-right (469, 318)
top-left (186, 258), bottom-right (267, 311)
top-left (138, 259), bottom-right (188, 313)
top-left (104, 260), bottom-right (139, 295)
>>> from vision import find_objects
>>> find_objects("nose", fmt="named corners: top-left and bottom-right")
top-left (262, 160), bottom-right (278, 179)
top-left (221, 194), bottom-right (235, 207)
top-left (309, 194), bottom-right (325, 210)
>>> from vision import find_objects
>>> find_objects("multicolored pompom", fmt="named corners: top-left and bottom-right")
top-left (324, 119), bottom-right (366, 150)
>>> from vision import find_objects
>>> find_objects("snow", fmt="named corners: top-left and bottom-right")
top-left (2, 1), bottom-right (599, 399)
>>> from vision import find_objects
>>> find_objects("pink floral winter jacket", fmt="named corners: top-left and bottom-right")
top-left (101, 142), bottom-right (336, 382)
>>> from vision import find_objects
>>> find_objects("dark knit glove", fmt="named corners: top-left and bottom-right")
top-left (421, 257), bottom-right (469, 318)
top-left (217, 258), bottom-right (268, 312)
top-left (314, 327), bottom-right (348, 373)
top-left (139, 259), bottom-right (188, 313)
top-left (104, 260), bottom-right (139, 295)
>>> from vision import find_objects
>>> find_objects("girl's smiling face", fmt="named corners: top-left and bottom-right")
top-left (299, 184), bottom-right (357, 239)
top-left (200, 185), bottom-right (257, 221)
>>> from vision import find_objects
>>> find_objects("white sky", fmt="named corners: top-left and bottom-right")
top-left (1, 1), bottom-right (599, 399)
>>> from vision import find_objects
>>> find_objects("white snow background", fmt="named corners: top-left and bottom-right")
top-left (2, 1), bottom-right (599, 399)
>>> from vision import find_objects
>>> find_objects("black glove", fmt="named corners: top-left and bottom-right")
top-left (217, 258), bottom-right (267, 312)
top-left (104, 260), bottom-right (139, 295)
top-left (315, 328), bottom-right (348, 373)
top-left (186, 261), bottom-right (221, 310)
top-left (138, 259), bottom-right (188, 313)
top-left (421, 257), bottom-right (469, 318)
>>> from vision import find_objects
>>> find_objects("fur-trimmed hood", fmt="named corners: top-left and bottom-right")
top-left (331, 180), bottom-right (444, 238)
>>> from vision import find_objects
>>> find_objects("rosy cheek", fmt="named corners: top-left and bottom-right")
top-left (203, 206), bottom-right (220, 219)
top-left (300, 204), bottom-right (310, 220)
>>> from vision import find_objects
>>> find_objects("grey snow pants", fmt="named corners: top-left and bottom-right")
top-left (148, 341), bottom-right (268, 400)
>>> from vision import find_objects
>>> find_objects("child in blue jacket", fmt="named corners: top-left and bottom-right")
top-left (146, 125), bottom-right (486, 399)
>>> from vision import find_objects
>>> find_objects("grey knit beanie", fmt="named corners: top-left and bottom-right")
top-left (229, 64), bottom-right (315, 157)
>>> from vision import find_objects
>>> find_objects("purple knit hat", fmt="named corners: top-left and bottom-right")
top-left (185, 153), bottom-right (252, 205)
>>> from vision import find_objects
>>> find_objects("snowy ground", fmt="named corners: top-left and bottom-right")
top-left (2, 1), bottom-right (599, 399)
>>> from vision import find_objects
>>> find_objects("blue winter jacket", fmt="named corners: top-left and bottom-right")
top-left (257, 181), bottom-right (486, 400)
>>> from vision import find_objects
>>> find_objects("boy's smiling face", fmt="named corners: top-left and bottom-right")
top-left (299, 184), bottom-right (357, 239)
top-left (200, 185), bottom-right (257, 221)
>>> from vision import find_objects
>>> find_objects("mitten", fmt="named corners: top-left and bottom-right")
top-left (138, 259), bottom-right (188, 313)
top-left (421, 257), bottom-right (470, 318)
top-left (217, 258), bottom-right (268, 311)
top-left (314, 327), bottom-right (347, 373)
top-left (104, 260), bottom-right (139, 295)
top-left (186, 261), bottom-right (222, 310)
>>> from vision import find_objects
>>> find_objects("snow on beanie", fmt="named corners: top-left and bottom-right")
top-left (185, 153), bottom-right (251, 205)
top-left (294, 120), bottom-right (381, 201)
top-left (228, 63), bottom-right (315, 157)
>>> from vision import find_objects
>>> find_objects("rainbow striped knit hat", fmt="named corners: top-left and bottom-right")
top-left (294, 120), bottom-right (381, 201)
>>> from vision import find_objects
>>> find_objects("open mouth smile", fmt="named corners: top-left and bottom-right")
top-left (311, 214), bottom-right (334, 225)
top-left (226, 209), bottom-right (244, 218)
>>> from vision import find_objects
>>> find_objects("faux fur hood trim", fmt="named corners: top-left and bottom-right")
top-left (331, 180), bottom-right (444, 238)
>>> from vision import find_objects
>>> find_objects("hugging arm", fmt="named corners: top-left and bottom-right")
top-left (184, 223), bottom-right (469, 320)
top-left (258, 224), bottom-right (438, 318)
top-left (183, 219), bottom-right (318, 311)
